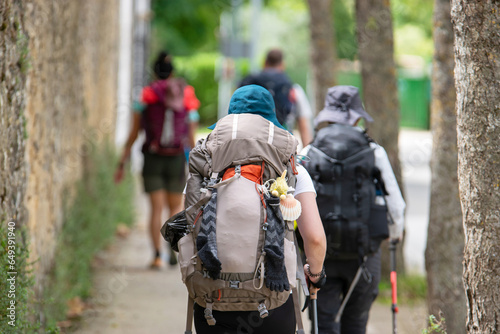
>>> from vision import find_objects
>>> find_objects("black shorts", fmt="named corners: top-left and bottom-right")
top-left (141, 152), bottom-right (187, 193)
top-left (194, 295), bottom-right (296, 334)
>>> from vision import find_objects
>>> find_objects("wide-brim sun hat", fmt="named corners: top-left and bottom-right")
top-left (208, 85), bottom-right (285, 130)
top-left (314, 85), bottom-right (374, 127)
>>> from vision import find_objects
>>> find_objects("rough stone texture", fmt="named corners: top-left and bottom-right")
top-left (1, 0), bottom-right (119, 294)
top-left (0, 0), bottom-right (29, 228)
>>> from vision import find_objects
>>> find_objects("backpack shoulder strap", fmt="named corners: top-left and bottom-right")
top-left (185, 296), bottom-right (194, 334)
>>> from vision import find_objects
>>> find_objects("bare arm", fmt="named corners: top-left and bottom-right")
top-left (114, 113), bottom-right (141, 183)
top-left (120, 112), bottom-right (141, 163)
top-left (295, 191), bottom-right (326, 279)
top-left (297, 117), bottom-right (313, 147)
top-left (188, 119), bottom-right (198, 149)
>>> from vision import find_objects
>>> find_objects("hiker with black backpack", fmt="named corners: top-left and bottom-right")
top-left (240, 48), bottom-right (313, 147)
top-left (300, 86), bottom-right (406, 334)
top-left (115, 51), bottom-right (200, 269)
top-left (163, 85), bottom-right (326, 334)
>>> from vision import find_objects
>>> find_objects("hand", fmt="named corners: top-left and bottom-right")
top-left (304, 264), bottom-right (320, 284)
top-left (114, 164), bottom-right (125, 184)
top-left (304, 264), bottom-right (326, 289)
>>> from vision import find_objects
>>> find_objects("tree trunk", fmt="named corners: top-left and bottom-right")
top-left (452, 1), bottom-right (500, 333)
top-left (425, 1), bottom-right (466, 333)
top-left (356, 0), bottom-right (405, 275)
top-left (306, 0), bottom-right (336, 114)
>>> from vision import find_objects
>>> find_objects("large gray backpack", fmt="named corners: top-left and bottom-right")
top-left (163, 113), bottom-right (309, 333)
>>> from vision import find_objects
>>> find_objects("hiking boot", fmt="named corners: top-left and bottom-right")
top-left (150, 256), bottom-right (164, 270)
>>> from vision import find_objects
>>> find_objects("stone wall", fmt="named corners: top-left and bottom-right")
top-left (1, 0), bottom-right (119, 290)
top-left (0, 1), bottom-right (29, 229)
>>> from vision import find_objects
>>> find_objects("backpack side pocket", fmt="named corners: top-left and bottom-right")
top-left (368, 203), bottom-right (389, 253)
top-left (284, 238), bottom-right (297, 288)
top-left (178, 233), bottom-right (196, 283)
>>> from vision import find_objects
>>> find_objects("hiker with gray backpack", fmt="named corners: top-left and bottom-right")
top-left (300, 86), bottom-right (406, 334)
top-left (162, 85), bottom-right (327, 334)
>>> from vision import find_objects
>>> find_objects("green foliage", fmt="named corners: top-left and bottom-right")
top-left (378, 273), bottom-right (427, 304)
top-left (422, 315), bottom-right (447, 334)
top-left (174, 53), bottom-right (220, 126)
top-left (329, 0), bottom-right (434, 60)
top-left (42, 140), bottom-right (135, 330)
top-left (0, 221), bottom-right (39, 333)
top-left (395, 24), bottom-right (434, 62)
top-left (392, 0), bottom-right (434, 37)
top-left (151, 0), bottom-right (231, 56)
top-left (392, 0), bottom-right (434, 60)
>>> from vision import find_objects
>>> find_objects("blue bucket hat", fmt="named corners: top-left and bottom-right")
top-left (208, 85), bottom-right (285, 130)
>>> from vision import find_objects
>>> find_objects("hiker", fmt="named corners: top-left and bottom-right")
top-left (115, 51), bottom-right (200, 269)
top-left (240, 48), bottom-right (313, 146)
top-left (179, 85), bottom-right (326, 334)
top-left (300, 86), bottom-right (406, 334)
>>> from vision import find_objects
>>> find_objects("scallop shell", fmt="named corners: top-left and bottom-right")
top-left (279, 194), bottom-right (302, 221)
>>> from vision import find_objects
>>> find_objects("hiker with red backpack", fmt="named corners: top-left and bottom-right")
top-left (163, 85), bottom-right (326, 334)
top-left (115, 51), bottom-right (200, 269)
top-left (300, 86), bottom-right (406, 334)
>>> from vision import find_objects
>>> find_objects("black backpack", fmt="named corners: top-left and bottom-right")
top-left (302, 123), bottom-right (389, 260)
top-left (240, 71), bottom-right (293, 127)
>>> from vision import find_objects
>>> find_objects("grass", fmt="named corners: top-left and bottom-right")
top-left (41, 140), bottom-right (135, 331)
top-left (422, 315), bottom-right (447, 334)
top-left (0, 220), bottom-right (39, 333)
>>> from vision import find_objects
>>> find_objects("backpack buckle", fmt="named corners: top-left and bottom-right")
top-left (229, 280), bottom-right (241, 289)
top-left (204, 302), bottom-right (216, 326)
top-left (258, 302), bottom-right (269, 318)
top-left (207, 172), bottom-right (219, 187)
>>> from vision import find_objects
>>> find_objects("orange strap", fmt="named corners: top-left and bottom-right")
top-left (222, 164), bottom-right (262, 183)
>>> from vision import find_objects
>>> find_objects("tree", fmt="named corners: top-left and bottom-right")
top-left (306, 0), bottom-right (337, 113)
top-left (355, 0), bottom-right (405, 274)
top-left (452, 1), bottom-right (500, 333)
top-left (425, 1), bottom-right (466, 333)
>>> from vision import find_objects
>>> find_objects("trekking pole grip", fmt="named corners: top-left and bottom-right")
top-left (309, 286), bottom-right (319, 300)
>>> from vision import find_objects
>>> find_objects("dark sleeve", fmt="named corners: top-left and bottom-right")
top-left (239, 74), bottom-right (257, 88)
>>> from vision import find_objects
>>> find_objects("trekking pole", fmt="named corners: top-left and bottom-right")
top-left (310, 286), bottom-right (319, 334)
top-left (389, 239), bottom-right (399, 334)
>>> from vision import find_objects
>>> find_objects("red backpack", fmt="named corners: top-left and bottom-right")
top-left (141, 78), bottom-right (199, 155)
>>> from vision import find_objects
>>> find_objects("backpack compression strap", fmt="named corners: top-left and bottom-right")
top-left (185, 296), bottom-right (194, 334)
